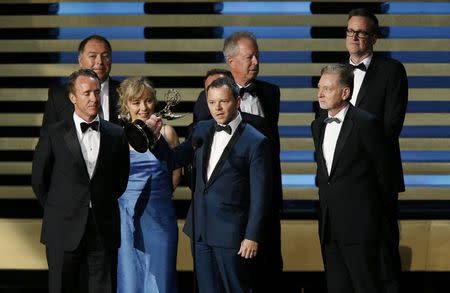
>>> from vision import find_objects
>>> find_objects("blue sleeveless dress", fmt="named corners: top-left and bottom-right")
top-left (118, 150), bottom-right (178, 293)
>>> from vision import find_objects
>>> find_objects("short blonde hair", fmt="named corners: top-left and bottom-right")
top-left (117, 76), bottom-right (157, 121)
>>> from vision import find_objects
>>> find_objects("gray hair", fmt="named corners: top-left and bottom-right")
top-left (223, 31), bottom-right (258, 60)
top-left (320, 64), bottom-right (354, 100)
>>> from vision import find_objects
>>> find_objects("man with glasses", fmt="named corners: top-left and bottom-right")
top-left (344, 8), bottom-right (408, 293)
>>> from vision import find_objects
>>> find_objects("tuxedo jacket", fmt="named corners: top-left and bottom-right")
top-left (353, 55), bottom-right (408, 193)
top-left (311, 105), bottom-right (394, 245)
top-left (31, 118), bottom-right (130, 251)
top-left (193, 79), bottom-right (283, 207)
top-left (42, 78), bottom-right (121, 129)
top-left (154, 119), bottom-right (272, 249)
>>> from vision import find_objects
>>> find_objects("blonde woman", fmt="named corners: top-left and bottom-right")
top-left (117, 77), bottom-right (179, 293)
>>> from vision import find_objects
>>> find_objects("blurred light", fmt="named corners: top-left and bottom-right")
top-left (282, 175), bottom-right (450, 187)
top-left (222, 2), bottom-right (310, 14)
top-left (58, 2), bottom-right (144, 15)
top-left (223, 26), bottom-right (310, 38)
top-left (388, 3), bottom-right (450, 14)
top-left (58, 27), bottom-right (144, 39)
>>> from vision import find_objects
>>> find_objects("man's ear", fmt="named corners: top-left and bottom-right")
top-left (342, 87), bottom-right (351, 101)
top-left (226, 55), bottom-right (233, 66)
top-left (69, 92), bottom-right (76, 104)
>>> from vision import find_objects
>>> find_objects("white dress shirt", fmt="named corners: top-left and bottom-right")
top-left (237, 83), bottom-right (265, 118)
top-left (322, 105), bottom-right (350, 175)
top-left (349, 55), bottom-right (372, 106)
top-left (100, 78), bottom-right (110, 121)
top-left (73, 113), bottom-right (100, 179)
top-left (207, 112), bottom-right (242, 180)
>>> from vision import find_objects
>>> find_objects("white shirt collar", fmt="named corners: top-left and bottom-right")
top-left (101, 77), bottom-right (109, 92)
top-left (73, 112), bottom-right (100, 136)
top-left (236, 83), bottom-right (245, 89)
top-left (217, 111), bottom-right (242, 136)
top-left (328, 103), bottom-right (350, 122)
top-left (349, 54), bottom-right (373, 69)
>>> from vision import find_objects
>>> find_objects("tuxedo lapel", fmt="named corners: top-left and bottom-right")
top-left (329, 107), bottom-right (354, 177)
top-left (313, 117), bottom-right (329, 179)
top-left (62, 120), bottom-right (90, 181)
top-left (201, 124), bottom-right (216, 184)
top-left (91, 120), bottom-right (109, 179)
top-left (255, 80), bottom-right (271, 119)
top-left (355, 57), bottom-right (378, 107)
top-left (108, 79), bottom-right (119, 123)
top-left (206, 122), bottom-right (245, 188)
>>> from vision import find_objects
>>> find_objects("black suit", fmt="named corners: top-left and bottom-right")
top-left (352, 55), bottom-right (408, 290)
top-left (354, 55), bottom-right (408, 193)
top-left (32, 118), bottom-right (130, 293)
top-left (193, 80), bottom-right (283, 290)
top-left (42, 78), bottom-right (121, 129)
top-left (312, 105), bottom-right (394, 292)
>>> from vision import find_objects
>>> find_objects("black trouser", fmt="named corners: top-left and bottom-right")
top-left (251, 210), bottom-right (283, 293)
top-left (46, 210), bottom-right (117, 293)
top-left (380, 195), bottom-right (401, 293)
top-left (323, 239), bottom-right (381, 293)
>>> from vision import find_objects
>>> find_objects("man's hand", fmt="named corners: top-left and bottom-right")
top-left (145, 114), bottom-right (163, 137)
top-left (237, 239), bottom-right (258, 259)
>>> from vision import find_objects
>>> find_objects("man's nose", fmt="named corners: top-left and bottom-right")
top-left (95, 55), bottom-right (103, 64)
top-left (317, 89), bottom-right (323, 98)
top-left (252, 55), bottom-right (259, 65)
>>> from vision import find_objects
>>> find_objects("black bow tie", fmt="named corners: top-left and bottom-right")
top-left (80, 121), bottom-right (99, 133)
top-left (214, 123), bottom-right (232, 134)
top-left (350, 63), bottom-right (366, 72)
top-left (324, 117), bottom-right (341, 124)
top-left (239, 83), bottom-right (257, 97)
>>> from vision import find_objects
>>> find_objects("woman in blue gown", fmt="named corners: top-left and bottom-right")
top-left (116, 77), bottom-right (181, 293)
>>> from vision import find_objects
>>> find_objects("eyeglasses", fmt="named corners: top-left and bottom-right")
top-left (346, 29), bottom-right (372, 39)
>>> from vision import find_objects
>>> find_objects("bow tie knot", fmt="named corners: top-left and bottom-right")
top-left (239, 83), bottom-right (257, 97)
top-left (80, 121), bottom-right (99, 133)
top-left (350, 63), bottom-right (366, 72)
top-left (214, 123), bottom-right (232, 134)
top-left (324, 117), bottom-right (341, 124)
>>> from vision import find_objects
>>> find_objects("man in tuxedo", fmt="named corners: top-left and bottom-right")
top-left (193, 31), bottom-right (283, 290)
top-left (312, 64), bottom-right (393, 292)
top-left (32, 69), bottom-right (130, 293)
top-left (148, 77), bottom-right (272, 292)
top-left (42, 35), bottom-right (121, 129)
top-left (194, 68), bottom-right (271, 139)
top-left (193, 68), bottom-right (233, 122)
top-left (345, 9), bottom-right (408, 292)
